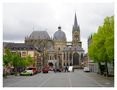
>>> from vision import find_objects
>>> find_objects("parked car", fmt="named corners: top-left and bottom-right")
top-left (36, 69), bottom-right (41, 73)
top-left (20, 67), bottom-right (39, 76)
top-left (42, 68), bottom-right (48, 73)
top-left (20, 71), bottom-right (33, 76)
top-left (83, 67), bottom-right (90, 72)
top-left (27, 68), bottom-right (37, 74)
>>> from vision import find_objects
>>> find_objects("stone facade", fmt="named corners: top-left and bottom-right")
top-left (48, 14), bottom-right (84, 69)
top-left (24, 14), bottom-right (84, 69)
top-left (4, 43), bottom-right (42, 70)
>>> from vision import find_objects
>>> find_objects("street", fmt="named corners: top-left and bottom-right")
top-left (3, 70), bottom-right (114, 87)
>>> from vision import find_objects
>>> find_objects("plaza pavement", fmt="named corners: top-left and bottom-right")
top-left (3, 69), bottom-right (114, 87)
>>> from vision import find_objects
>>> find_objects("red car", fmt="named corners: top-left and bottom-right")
top-left (42, 68), bottom-right (48, 73)
top-left (36, 69), bottom-right (41, 73)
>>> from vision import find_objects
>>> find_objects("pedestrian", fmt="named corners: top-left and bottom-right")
top-left (66, 66), bottom-right (68, 72)
top-left (65, 66), bottom-right (68, 72)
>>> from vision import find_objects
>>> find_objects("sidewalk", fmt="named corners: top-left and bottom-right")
top-left (84, 72), bottom-right (114, 87)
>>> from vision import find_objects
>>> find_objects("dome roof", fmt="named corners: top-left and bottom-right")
top-left (53, 26), bottom-right (66, 41)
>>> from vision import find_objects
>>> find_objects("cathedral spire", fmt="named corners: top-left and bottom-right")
top-left (72, 13), bottom-right (80, 33)
top-left (72, 13), bottom-right (81, 46)
top-left (74, 13), bottom-right (78, 27)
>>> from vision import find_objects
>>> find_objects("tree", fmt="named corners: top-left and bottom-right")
top-left (22, 55), bottom-right (35, 67)
top-left (11, 53), bottom-right (22, 74)
top-left (88, 16), bottom-right (114, 76)
top-left (3, 48), bottom-right (36, 76)
top-left (104, 16), bottom-right (114, 63)
top-left (3, 49), bottom-right (13, 77)
top-left (3, 49), bottom-right (12, 67)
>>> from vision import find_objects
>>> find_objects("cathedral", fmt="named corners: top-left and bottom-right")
top-left (25, 13), bottom-right (84, 69)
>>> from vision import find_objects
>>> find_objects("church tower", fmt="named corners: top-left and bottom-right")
top-left (72, 13), bottom-right (81, 47)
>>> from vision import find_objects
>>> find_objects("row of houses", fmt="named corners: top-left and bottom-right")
top-left (3, 42), bottom-right (43, 74)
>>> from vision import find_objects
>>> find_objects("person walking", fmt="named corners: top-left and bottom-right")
top-left (65, 66), bottom-right (68, 72)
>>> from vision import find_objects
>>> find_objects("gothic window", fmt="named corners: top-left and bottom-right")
top-left (64, 52), bottom-right (65, 60)
top-left (50, 56), bottom-right (51, 60)
top-left (64, 63), bottom-right (65, 66)
top-left (70, 53), bottom-right (72, 60)
top-left (54, 55), bottom-right (57, 59)
top-left (73, 53), bottom-right (79, 65)
top-left (67, 52), bottom-right (68, 60)
top-left (81, 53), bottom-right (83, 62)
top-left (67, 63), bottom-right (68, 66)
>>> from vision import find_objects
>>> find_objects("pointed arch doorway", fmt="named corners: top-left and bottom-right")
top-left (73, 53), bottom-right (79, 65)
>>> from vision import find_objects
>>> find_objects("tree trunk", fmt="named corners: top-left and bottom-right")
top-left (98, 62), bottom-right (102, 74)
top-left (105, 60), bottom-right (109, 76)
top-left (14, 67), bottom-right (18, 76)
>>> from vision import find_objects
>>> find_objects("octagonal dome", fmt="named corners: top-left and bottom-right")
top-left (53, 26), bottom-right (66, 42)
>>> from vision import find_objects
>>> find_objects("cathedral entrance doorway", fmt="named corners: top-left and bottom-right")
top-left (73, 53), bottom-right (79, 65)
top-left (48, 62), bottom-right (53, 67)
top-left (48, 60), bottom-right (58, 70)
top-left (48, 62), bottom-right (54, 71)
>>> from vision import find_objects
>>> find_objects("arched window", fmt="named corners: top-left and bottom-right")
top-left (64, 52), bottom-right (65, 60)
top-left (70, 52), bottom-right (72, 61)
top-left (67, 63), bottom-right (68, 66)
top-left (50, 56), bottom-right (51, 60)
top-left (67, 52), bottom-right (68, 60)
top-left (73, 53), bottom-right (79, 65)
top-left (64, 63), bottom-right (65, 66)
top-left (81, 53), bottom-right (83, 62)
top-left (54, 55), bottom-right (57, 59)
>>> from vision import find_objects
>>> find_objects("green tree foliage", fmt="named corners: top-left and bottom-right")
top-left (88, 16), bottom-right (114, 62)
top-left (104, 16), bottom-right (114, 62)
top-left (3, 49), bottom-right (12, 67)
top-left (88, 16), bottom-right (114, 75)
top-left (11, 54), bottom-right (34, 70)
top-left (3, 49), bottom-right (35, 74)
top-left (3, 49), bottom-right (13, 77)
top-left (23, 55), bottom-right (34, 67)
top-left (12, 53), bottom-right (22, 68)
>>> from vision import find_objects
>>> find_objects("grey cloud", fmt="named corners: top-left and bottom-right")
top-left (3, 2), bottom-right (114, 52)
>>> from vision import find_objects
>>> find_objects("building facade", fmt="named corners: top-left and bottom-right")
top-left (4, 43), bottom-right (42, 70)
top-left (87, 35), bottom-right (98, 72)
top-left (25, 14), bottom-right (84, 69)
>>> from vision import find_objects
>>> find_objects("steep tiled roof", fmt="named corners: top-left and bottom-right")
top-left (5, 43), bottom-right (35, 50)
top-left (28, 31), bottom-right (51, 40)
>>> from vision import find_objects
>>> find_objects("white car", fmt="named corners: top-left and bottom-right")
top-left (83, 67), bottom-right (90, 72)
top-left (68, 66), bottom-right (73, 72)
top-left (25, 70), bottom-right (33, 74)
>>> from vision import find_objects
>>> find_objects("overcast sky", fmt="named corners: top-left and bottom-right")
top-left (3, 2), bottom-right (114, 53)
